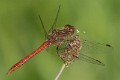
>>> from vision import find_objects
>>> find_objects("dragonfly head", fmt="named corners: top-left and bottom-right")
top-left (64, 24), bottom-right (75, 35)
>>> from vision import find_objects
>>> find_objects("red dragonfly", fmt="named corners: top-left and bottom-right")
top-left (7, 5), bottom-right (75, 75)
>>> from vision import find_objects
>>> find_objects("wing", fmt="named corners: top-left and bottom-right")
top-left (80, 38), bottom-right (113, 55)
top-left (79, 53), bottom-right (105, 66)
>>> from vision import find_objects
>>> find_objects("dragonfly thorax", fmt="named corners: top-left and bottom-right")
top-left (47, 24), bottom-right (75, 45)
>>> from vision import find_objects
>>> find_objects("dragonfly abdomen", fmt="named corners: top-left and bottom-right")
top-left (7, 41), bottom-right (49, 75)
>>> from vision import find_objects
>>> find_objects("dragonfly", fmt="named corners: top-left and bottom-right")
top-left (57, 35), bottom-right (112, 66)
top-left (7, 5), bottom-right (112, 75)
top-left (7, 5), bottom-right (76, 75)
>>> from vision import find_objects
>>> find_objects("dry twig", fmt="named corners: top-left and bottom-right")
top-left (54, 64), bottom-right (66, 80)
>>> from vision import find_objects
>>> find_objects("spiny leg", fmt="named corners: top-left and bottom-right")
top-left (49, 5), bottom-right (61, 33)
top-left (38, 15), bottom-right (48, 38)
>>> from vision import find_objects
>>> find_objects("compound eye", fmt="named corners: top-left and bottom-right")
top-left (64, 24), bottom-right (75, 34)
top-left (64, 24), bottom-right (72, 30)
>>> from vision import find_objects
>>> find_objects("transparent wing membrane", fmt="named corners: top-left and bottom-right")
top-left (79, 53), bottom-right (105, 66)
top-left (80, 39), bottom-right (113, 55)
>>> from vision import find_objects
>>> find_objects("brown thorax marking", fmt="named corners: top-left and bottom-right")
top-left (47, 24), bottom-right (75, 45)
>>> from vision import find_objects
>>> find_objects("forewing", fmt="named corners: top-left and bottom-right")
top-left (80, 39), bottom-right (113, 55)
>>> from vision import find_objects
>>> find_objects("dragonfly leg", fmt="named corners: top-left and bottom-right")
top-left (56, 45), bottom-right (65, 54)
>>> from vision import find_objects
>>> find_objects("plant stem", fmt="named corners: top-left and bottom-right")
top-left (54, 63), bottom-right (66, 80)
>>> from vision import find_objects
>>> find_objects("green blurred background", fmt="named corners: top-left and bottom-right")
top-left (0, 0), bottom-right (119, 80)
